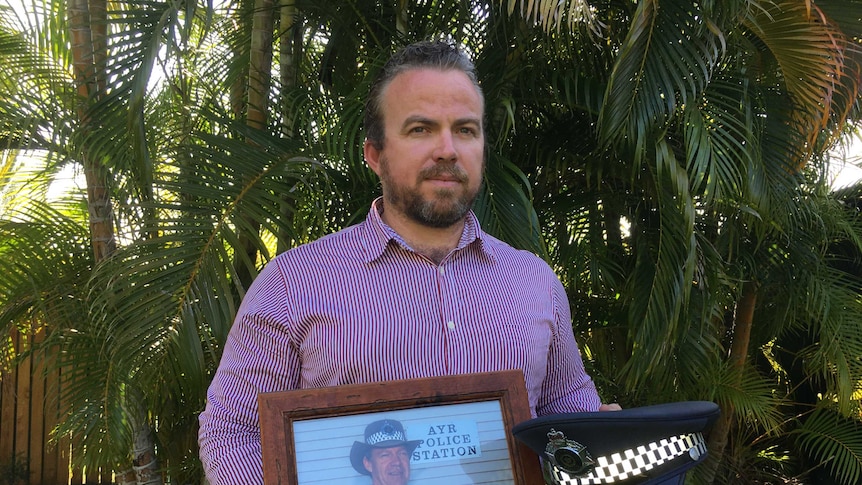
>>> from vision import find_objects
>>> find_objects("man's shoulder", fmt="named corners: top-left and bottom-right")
top-left (272, 222), bottom-right (368, 265)
top-left (479, 232), bottom-right (556, 273)
top-left (480, 231), bottom-right (543, 260)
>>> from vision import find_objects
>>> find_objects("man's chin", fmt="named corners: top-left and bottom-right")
top-left (385, 185), bottom-right (477, 225)
top-left (415, 213), bottom-right (465, 228)
top-left (412, 199), bottom-right (473, 228)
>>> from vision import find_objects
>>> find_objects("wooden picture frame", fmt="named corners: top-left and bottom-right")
top-left (258, 369), bottom-right (543, 484)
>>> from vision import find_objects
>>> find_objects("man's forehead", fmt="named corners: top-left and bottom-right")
top-left (383, 68), bottom-right (484, 108)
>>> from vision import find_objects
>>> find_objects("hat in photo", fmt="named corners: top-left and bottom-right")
top-left (350, 419), bottom-right (422, 475)
top-left (512, 401), bottom-right (720, 485)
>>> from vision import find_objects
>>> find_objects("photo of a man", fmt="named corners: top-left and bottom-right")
top-left (350, 419), bottom-right (422, 485)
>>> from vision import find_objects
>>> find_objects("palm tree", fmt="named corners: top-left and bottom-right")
top-left (2, 1), bottom-right (862, 484)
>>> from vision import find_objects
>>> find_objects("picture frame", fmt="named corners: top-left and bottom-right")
top-left (258, 369), bottom-right (543, 484)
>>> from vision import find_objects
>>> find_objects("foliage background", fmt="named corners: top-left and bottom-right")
top-left (2, 0), bottom-right (862, 484)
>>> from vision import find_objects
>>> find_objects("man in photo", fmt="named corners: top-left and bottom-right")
top-left (350, 419), bottom-right (422, 485)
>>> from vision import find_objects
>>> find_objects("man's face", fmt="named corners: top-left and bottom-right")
top-left (364, 68), bottom-right (485, 228)
top-left (363, 446), bottom-right (411, 485)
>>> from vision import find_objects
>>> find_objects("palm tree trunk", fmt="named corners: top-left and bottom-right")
top-left (703, 280), bottom-right (758, 483)
top-left (277, 0), bottom-right (302, 254)
top-left (278, 0), bottom-right (299, 138)
top-left (248, 0), bottom-right (273, 133)
top-left (236, 0), bottom-right (274, 287)
top-left (68, 1), bottom-right (161, 484)
top-left (69, 0), bottom-right (115, 261)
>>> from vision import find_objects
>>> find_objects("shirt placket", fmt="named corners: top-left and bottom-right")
top-left (436, 261), bottom-right (457, 373)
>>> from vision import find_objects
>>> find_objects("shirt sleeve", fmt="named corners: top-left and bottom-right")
top-left (536, 277), bottom-right (602, 416)
top-left (198, 259), bottom-right (300, 485)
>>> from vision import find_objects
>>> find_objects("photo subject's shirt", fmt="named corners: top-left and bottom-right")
top-left (198, 198), bottom-right (601, 484)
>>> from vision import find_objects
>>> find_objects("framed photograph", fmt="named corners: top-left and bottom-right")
top-left (258, 370), bottom-right (543, 484)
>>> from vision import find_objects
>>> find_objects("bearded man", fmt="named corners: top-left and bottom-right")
top-left (199, 39), bottom-right (618, 485)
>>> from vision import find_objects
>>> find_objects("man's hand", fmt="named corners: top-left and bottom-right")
top-left (599, 403), bottom-right (622, 411)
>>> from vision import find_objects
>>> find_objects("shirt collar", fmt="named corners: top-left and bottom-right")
top-left (361, 197), bottom-right (495, 263)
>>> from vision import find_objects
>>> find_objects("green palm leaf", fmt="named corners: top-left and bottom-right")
top-left (794, 407), bottom-right (862, 485)
top-left (599, 0), bottom-right (723, 159)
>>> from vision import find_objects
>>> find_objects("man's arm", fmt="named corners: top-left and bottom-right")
top-left (199, 261), bottom-right (300, 485)
top-left (535, 278), bottom-right (603, 416)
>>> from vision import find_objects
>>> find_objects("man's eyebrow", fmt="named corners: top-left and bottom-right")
top-left (401, 115), bottom-right (482, 128)
top-left (456, 117), bottom-right (482, 127)
top-left (401, 115), bottom-right (435, 128)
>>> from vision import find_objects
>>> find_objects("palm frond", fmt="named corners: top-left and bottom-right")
top-left (498, 0), bottom-right (602, 36)
top-left (793, 407), bottom-right (862, 485)
top-left (683, 74), bottom-right (755, 202)
top-left (599, 0), bottom-right (723, 160)
top-left (742, 1), bottom-right (860, 170)
top-left (712, 363), bottom-right (786, 435)
top-left (0, 201), bottom-right (92, 336)
top-left (620, 138), bottom-right (697, 388)
top-left (53, 122), bottom-right (328, 467)
top-left (0, 3), bottom-right (74, 153)
top-left (473, 151), bottom-right (545, 256)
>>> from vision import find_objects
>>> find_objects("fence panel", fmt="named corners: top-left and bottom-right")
top-left (0, 328), bottom-right (94, 485)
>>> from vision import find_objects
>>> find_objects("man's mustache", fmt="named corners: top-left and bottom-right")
top-left (419, 165), bottom-right (468, 182)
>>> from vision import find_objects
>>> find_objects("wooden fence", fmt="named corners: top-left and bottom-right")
top-left (0, 328), bottom-right (112, 485)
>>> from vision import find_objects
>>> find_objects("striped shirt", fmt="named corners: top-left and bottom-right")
top-left (198, 198), bottom-right (601, 484)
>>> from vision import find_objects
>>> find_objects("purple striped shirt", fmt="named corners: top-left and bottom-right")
top-left (198, 198), bottom-right (601, 484)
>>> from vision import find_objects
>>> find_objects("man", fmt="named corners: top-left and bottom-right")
top-left (199, 39), bottom-right (618, 484)
top-left (350, 419), bottom-right (421, 485)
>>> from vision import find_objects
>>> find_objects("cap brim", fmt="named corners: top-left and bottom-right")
top-left (512, 401), bottom-right (720, 485)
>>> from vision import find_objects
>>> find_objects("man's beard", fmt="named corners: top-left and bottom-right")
top-left (380, 158), bottom-right (480, 228)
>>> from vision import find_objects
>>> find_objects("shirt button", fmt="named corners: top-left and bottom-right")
top-left (447, 321), bottom-right (456, 330)
top-left (438, 266), bottom-right (445, 275)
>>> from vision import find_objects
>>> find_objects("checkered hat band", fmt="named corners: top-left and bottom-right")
top-left (366, 429), bottom-right (406, 446)
top-left (548, 432), bottom-right (707, 485)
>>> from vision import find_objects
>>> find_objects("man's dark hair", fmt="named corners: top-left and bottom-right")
top-left (364, 40), bottom-right (483, 150)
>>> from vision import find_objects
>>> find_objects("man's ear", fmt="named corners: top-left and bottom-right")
top-left (363, 456), bottom-right (373, 473)
top-left (364, 139), bottom-right (382, 176)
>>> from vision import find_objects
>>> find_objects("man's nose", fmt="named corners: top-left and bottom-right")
top-left (433, 131), bottom-right (457, 162)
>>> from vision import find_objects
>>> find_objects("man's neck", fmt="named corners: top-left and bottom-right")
top-left (379, 205), bottom-right (466, 265)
